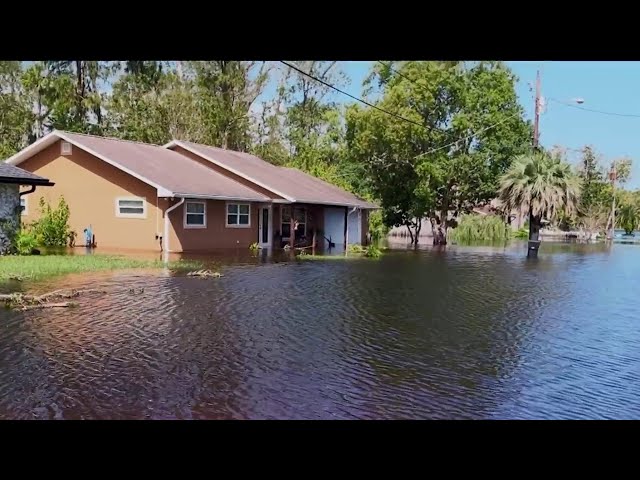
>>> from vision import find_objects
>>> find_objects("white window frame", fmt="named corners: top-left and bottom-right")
top-left (226, 202), bottom-right (251, 228)
top-left (184, 200), bottom-right (207, 229)
top-left (20, 196), bottom-right (28, 216)
top-left (281, 206), bottom-right (307, 240)
top-left (61, 141), bottom-right (72, 155)
top-left (115, 196), bottom-right (147, 219)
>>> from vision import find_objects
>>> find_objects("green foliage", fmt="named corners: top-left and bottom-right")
top-left (617, 202), bottom-right (639, 235)
top-left (0, 255), bottom-right (204, 282)
top-left (346, 61), bottom-right (531, 243)
top-left (368, 210), bottom-right (387, 244)
top-left (577, 146), bottom-right (613, 214)
top-left (0, 62), bottom-right (33, 158)
top-left (512, 227), bottom-right (529, 240)
top-left (364, 244), bottom-right (382, 258)
top-left (31, 197), bottom-right (72, 247)
top-left (345, 243), bottom-right (382, 258)
top-left (14, 230), bottom-right (38, 255)
top-left (347, 244), bottom-right (366, 254)
top-left (499, 151), bottom-right (581, 223)
top-left (449, 214), bottom-right (509, 244)
top-left (249, 242), bottom-right (259, 252)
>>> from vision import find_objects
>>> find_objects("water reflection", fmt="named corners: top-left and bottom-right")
top-left (1, 242), bottom-right (640, 419)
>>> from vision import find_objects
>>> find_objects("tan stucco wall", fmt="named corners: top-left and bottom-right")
top-left (19, 140), bottom-right (163, 251)
top-left (167, 199), bottom-right (262, 252)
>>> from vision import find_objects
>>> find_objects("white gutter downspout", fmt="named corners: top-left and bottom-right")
top-left (164, 197), bottom-right (185, 259)
top-left (345, 206), bottom-right (358, 252)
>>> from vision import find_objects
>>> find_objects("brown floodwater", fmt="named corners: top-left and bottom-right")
top-left (1, 242), bottom-right (639, 419)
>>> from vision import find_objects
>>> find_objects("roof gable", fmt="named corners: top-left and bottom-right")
top-left (5, 131), bottom-right (270, 202)
top-left (164, 140), bottom-right (378, 209)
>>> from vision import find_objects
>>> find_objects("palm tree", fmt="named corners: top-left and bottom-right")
top-left (499, 151), bottom-right (580, 256)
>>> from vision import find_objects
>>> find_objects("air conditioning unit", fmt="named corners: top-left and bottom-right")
top-left (61, 141), bottom-right (72, 155)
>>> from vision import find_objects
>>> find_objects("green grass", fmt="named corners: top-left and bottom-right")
top-left (298, 245), bottom-right (384, 261)
top-left (0, 255), bottom-right (203, 282)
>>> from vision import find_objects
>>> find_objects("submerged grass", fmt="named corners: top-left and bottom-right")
top-left (298, 245), bottom-right (384, 261)
top-left (0, 255), bottom-right (203, 282)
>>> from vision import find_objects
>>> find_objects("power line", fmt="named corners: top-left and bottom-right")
top-left (375, 61), bottom-right (524, 158)
top-left (414, 113), bottom-right (522, 158)
top-left (376, 60), bottom-right (415, 84)
top-left (549, 97), bottom-right (640, 118)
top-left (281, 60), bottom-right (523, 160)
top-left (279, 61), bottom-right (428, 130)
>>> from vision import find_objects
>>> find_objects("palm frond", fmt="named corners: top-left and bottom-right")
top-left (498, 151), bottom-right (580, 221)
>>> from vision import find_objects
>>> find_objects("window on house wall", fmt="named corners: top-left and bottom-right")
top-left (226, 203), bottom-right (250, 227)
top-left (281, 206), bottom-right (306, 239)
top-left (184, 201), bottom-right (206, 228)
top-left (20, 196), bottom-right (27, 215)
top-left (115, 197), bottom-right (146, 218)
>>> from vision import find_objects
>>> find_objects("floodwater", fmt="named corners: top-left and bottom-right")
top-left (1, 241), bottom-right (639, 419)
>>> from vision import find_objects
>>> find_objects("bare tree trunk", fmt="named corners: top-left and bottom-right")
top-left (405, 223), bottom-right (415, 245)
top-left (529, 211), bottom-right (541, 242)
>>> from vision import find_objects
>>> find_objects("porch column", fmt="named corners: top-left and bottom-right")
top-left (268, 204), bottom-right (273, 247)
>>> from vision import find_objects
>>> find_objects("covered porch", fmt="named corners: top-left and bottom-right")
top-left (257, 203), bottom-right (367, 251)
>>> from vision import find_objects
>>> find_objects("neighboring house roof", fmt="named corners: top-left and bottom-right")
top-left (0, 162), bottom-right (54, 186)
top-left (164, 140), bottom-right (378, 209)
top-left (5, 131), bottom-right (270, 202)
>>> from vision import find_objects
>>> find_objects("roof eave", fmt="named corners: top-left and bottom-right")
top-left (167, 193), bottom-right (271, 202)
top-left (0, 177), bottom-right (55, 187)
top-left (6, 130), bottom-right (176, 197)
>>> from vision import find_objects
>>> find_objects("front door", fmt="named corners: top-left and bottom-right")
top-left (259, 206), bottom-right (271, 247)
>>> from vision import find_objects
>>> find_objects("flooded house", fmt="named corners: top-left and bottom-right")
top-left (0, 163), bottom-right (53, 254)
top-left (5, 131), bottom-right (376, 253)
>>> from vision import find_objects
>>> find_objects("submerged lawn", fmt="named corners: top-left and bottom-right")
top-left (0, 255), bottom-right (203, 282)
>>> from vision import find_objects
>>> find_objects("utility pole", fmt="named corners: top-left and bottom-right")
top-left (528, 70), bottom-right (542, 258)
top-left (608, 161), bottom-right (617, 241)
top-left (533, 69), bottom-right (541, 149)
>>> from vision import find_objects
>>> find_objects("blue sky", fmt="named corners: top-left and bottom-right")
top-left (339, 61), bottom-right (640, 189)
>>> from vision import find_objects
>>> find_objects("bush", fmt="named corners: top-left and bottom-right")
top-left (347, 243), bottom-right (366, 254)
top-left (513, 227), bottom-right (529, 239)
top-left (449, 214), bottom-right (509, 244)
top-left (249, 242), bottom-right (259, 252)
top-left (368, 210), bottom-right (388, 244)
top-left (364, 244), bottom-right (382, 258)
top-left (31, 197), bottom-right (72, 247)
top-left (15, 230), bottom-right (38, 255)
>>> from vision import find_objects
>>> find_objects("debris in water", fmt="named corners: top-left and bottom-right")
top-left (187, 270), bottom-right (223, 278)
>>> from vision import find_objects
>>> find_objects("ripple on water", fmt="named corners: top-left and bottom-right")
top-left (1, 243), bottom-right (640, 419)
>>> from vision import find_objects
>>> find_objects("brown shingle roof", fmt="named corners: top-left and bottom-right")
top-left (58, 132), bottom-right (270, 201)
top-left (167, 141), bottom-right (378, 209)
top-left (0, 162), bottom-right (53, 186)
